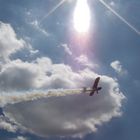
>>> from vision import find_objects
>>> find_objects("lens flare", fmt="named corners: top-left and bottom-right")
top-left (73, 0), bottom-right (91, 33)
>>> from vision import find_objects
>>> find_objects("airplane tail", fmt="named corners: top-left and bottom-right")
top-left (97, 87), bottom-right (102, 90)
top-left (96, 87), bottom-right (102, 94)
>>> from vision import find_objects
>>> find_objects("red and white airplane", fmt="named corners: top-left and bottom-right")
top-left (83, 77), bottom-right (102, 96)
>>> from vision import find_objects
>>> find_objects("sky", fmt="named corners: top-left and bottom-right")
top-left (0, 0), bottom-right (140, 140)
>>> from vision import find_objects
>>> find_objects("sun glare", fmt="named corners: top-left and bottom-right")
top-left (73, 0), bottom-right (91, 33)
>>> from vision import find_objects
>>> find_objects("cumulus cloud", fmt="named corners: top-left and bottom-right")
top-left (0, 22), bottom-right (26, 60)
top-left (110, 60), bottom-right (127, 75)
top-left (75, 54), bottom-right (98, 69)
top-left (1, 57), bottom-right (125, 137)
top-left (3, 71), bottom-right (125, 137)
top-left (0, 116), bottom-right (18, 132)
top-left (0, 22), bottom-right (38, 62)
top-left (0, 57), bottom-right (82, 91)
top-left (0, 59), bottom-right (41, 91)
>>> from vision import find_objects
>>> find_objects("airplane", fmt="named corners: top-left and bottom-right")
top-left (83, 77), bottom-right (102, 96)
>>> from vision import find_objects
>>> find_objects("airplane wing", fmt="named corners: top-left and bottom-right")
top-left (89, 91), bottom-right (95, 96)
top-left (92, 77), bottom-right (100, 89)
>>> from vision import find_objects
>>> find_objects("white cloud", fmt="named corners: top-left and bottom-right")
top-left (3, 70), bottom-right (125, 137)
top-left (60, 44), bottom-right (72, 56)
top-left (18, 137), bottom-right (27, 140)
top-left (0, 56), bottom-right (125, 137)
top-left (14, 136), bottom-right (28, 140)
top-left (0, 57), bottom-right (82, 91)
top-left (0, 22), bottom-right (38, 61)
top-left (110, 60), bottom-right (127, 75)
top-left (0, 59), bottom-right (43, 91)
top-left (0, 22), bottom-right (26, 60)
top-left (75, 54), bottom-right (98, 69)
top-left (0, 116), bottom-right (18, 132)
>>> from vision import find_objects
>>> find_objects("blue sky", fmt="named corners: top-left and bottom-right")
top-left (0, 0), bottom-right (140, 140)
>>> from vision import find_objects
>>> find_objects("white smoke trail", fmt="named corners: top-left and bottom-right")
top-left (39, 0), bottom-right (66, 24)
top-left (0, 89), bottom-right (82, 107)
top-left (99, 0), bottom-right (140, 36)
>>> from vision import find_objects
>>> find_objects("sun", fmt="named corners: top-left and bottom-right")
top-left (73, 0), bottom-right (91, 33)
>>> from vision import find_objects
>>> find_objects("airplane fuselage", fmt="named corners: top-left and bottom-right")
top-left (83, 77), bottom-right (102, 96)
